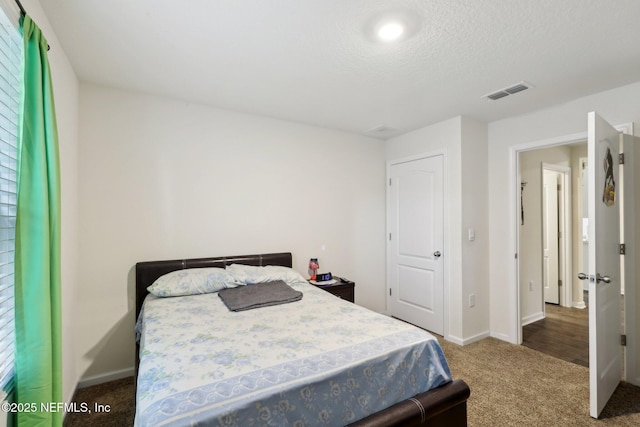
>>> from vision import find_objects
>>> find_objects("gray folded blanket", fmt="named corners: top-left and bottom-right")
top-left (218, 280), bottom-right (303, 312)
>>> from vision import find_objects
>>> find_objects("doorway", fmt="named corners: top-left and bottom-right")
top-left (518, 145), bottom-right (581, 331)
top-left (521, 151), bottom-right (590, 366)
top-left (517, 138), bottom-right (597, 369)
top-left (541, 164), bottom-right (571, 306)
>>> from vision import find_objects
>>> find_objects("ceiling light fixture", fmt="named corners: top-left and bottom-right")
top-left (377, 21), bottom-right (405, 42)
top-left (364, 10), bottom-right (419, 44)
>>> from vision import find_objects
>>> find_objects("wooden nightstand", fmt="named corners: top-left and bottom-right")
top-left (313, 278), bottom-right (355, 303)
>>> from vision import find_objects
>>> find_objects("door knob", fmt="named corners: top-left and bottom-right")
top-left (433, 251), bottom-right (441, 258)
top-left (578, 273), bottom-right (612, 283)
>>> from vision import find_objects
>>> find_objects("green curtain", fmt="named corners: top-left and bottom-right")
top-left (14, 14), bottom-right (62, 427)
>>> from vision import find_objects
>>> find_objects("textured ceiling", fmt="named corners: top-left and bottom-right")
top-left (39, 0), bottom-right (640, 138)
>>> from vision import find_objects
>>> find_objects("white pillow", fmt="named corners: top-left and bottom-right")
top-left (147, 267), bottom-right (240, 297)
top-left (226, 264), bottom-right (307, 285)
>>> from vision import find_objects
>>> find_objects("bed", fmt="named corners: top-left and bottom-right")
top-left (134, 252), bottom-right (469, 426)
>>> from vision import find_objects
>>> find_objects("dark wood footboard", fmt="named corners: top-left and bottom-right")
top-left (347, 379), bottom-right (470, 427)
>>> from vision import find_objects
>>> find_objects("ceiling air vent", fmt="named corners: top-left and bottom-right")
top-left (487, 91), bottom-right (510, 101)
top-left (483, 81), bottom-right (533, 101)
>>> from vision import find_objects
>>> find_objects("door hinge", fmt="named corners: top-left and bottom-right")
top-left (389, 288), bottom-right (392, 296)
top-left (620, 244), bottom-right (626, 255)
top-left (389, 233), bottom-right (392, 241)
top-left (389, 178), bottom-right (392, 186)
top-left (621, 334), bottom-right (627, 346)
top-left (515, 253), bottom-right (518, 259)
top-left (558, 279), bottom-right (562, 287)
top-left (619, 153), bottom-right (625, 165)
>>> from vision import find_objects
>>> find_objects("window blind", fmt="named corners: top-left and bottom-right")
top-left (0, 4), bottom-right (20, 392)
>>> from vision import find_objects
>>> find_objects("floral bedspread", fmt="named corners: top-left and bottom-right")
top-left (135, 280), bottom-right (451, 426)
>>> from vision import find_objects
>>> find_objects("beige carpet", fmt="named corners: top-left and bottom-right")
top-left (65, 337), bottom-right (640, 426)
top-left (439, 337), bottom-right (640, 426)
top-left (64, 376), bottom-right (134, 427)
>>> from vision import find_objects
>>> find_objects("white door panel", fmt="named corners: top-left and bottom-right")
top-left (398, 171), bottom-right (435, 257)
top-left (397, 265), bottom-right (435, 311)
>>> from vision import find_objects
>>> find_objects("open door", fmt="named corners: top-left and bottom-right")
top-left (542, 169), bottom-right (560, 304)
top-left (584, 112), bottom-right (623, 418)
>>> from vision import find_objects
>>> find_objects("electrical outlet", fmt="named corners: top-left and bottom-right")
top-left (469, 294), bottom-right (475, 308)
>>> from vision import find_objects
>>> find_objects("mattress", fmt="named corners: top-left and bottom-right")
top-left (135, 280), bottom-right (452, 426)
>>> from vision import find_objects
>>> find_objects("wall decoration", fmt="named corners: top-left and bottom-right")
top-left (520, 181), bottom-right (527, 225)
top-left (602, 147), bottom-right (615, 207)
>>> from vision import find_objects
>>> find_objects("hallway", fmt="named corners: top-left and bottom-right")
top-left (522, 299), bottom-right (589, 367)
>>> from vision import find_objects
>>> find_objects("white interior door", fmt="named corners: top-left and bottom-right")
top-left (542, 169), bottom-right (560, 304)
top-left (622, 132), bottom-right (638, 386)
top-left (387, 155), bottom-right (444, 334)
top-left (586, 112), bottom-right (622, 418)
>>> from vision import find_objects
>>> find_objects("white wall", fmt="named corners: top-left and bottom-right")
top-left (22, 0), bottom-right (80, 406)
top-left (487, 81), bottom-right (640, 366)
top-left (77, 84), bottom-right (386, 380)
top-left (460, 117), bottom-right (490, 342)
top-left (385, 116), bottom-right (490, 344)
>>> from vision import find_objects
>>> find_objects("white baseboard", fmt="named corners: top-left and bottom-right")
top-left (78, 367), bottom-right (135, 389)
top-left (490, 331), bottom-right (514, 343)
top-left (521, 311), bottom-right (544, 326)
top-left (461, 331), bottom-right (490, 345)
top-left (445, 331), bottom-right (490, 346)
top-left (445, 334), bottom-right (464, 345)
top-left (573, 301), bottom-right (586, 309)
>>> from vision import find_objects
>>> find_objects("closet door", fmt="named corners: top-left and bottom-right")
top-left (387, 154), bottom-right (444, 334)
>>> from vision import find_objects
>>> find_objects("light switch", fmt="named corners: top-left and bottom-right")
top-left (468, 227), bottom-right (475, 241)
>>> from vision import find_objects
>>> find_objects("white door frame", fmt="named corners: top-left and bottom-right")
top-left (622, 133), bottom-right (638, 385)
top-left (541, 163), bottom-right (573, 308)
top-left (386, 150), bottom-right (449, 340)
top-left (511, 123), bottom-right (635, 384)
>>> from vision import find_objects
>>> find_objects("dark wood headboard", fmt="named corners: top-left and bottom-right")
top-left (135, 252), bottom-right (292, 320)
